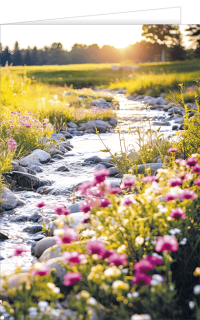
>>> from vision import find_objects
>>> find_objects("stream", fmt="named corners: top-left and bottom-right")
top-left (0, 92), bottom-right (178, 275)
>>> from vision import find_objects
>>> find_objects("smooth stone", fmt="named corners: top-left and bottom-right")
top-left (84, 156), bottom-right (102, 164)
top-left (52, 154), bottom-right (64, 160)
top-left (23, 225), bottom-right (43, 234)
top-left (28, 212), bottom-right (43, 222)
top-left (48, 187), bottom-right (72, 195)
top-left (31, 241), bottom-right (37, 255)
top-left (0, 273), bottom-right (30, 299)
top-left (109, 167), bottom-right (120, 176)
top-left (172, 125), bottom-right (179, 130)
top-left (10, 214), bottom-right (28, 222)
top-left (58, 141), bottom-right (73, 149)
top-left (72, 131), bottom-right (84, 136)
top-left (95, 163), bottom-right (106, 170)
top-left (0, 255), bottom-right (4, 260)
top-left (70, 212), bottom-right (85, 228)
top-left (27, 164), bottom-right (43, 173)
top-left (63, 132), bottom-right (73, 139)
top-left (108, 116), bottom-right (118, 127)
top-left (45, 146), bottom-right (63, 156)
top-left (39, 245), bottom-right (63, 262)
top-left (27, 168), bottom-right (37, 175)
top-left (19, 149), bottom-right (50, 166)
top-left (4, 171), bottom-right (41, 190)
top-left (137, 163), bottom-right (163, 174)
top-left (67, 122), bottom-right (78, 128)
top-left (0, 232), bottom-right (9, 240)
top-left (84, 129), bottom-right (96, 134)
top-left (156, 157), bottom-right (163, 163)
top-left (153, 122), bottom-right (171, 126)
top-left (45, 257), bottom-right (66, 285)
top-left (50, 132), bottom-right (66, 141)
top-left (11, 165), bottom-right (27, 173)
top-left (174, 117), bottom-right (184, 124)
top-left (99, 162), bottom-right (114, 168)
top-left (49, 221), bottom-right (58, 237)
top-left (31, 232), bottom-right (46, 241)
top-left (55, 166), bottom-right (70, 172)
top-left (0, 187), bottom-right (25, 211)
top-left (35, 237), bottom-right (56, 258)
top-left (23, 192), bottom-right (42, 198)
top-left (36, 186), bottom-right (54, 194)
top-left (68, 203), bottom-right (81, 213)
top-left (155, 97), bottom-right (169, 105)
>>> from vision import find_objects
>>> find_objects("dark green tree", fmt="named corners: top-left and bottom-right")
top-left (1, 46), bottom-right (11, 66)
top-left (24, 46), bottom-right (32, 65)
top-left (12, 41), bottom-right (23, 65)
top-left (185, 24), bottom-right (200, 57)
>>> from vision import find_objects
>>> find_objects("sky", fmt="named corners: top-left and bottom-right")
top-left (0, 25), bottom-right (191, 51)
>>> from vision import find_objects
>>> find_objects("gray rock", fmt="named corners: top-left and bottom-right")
top-left (31, 232), bottom-right (46, 241)
top-left (172, 125), bottom-right (179, 130)
top-left (72, 131), bottom-right (84, 136)
top-left (55, 166), bottom-right (70, 172)
top-left (49, 221), bottom-right (58, 237)
top-left (67, 122), bottom-right (78, 128)
top-left (23, 225), bottom-right (43, 234)
top-left (156, 157), bottom-right (163, 164)
top-left (84, 156), bottom-right (102, 164)
top-left (99, 162), bottom-right (114, 168)
top-left (63, 132), bottom-right (73, 139)
top-left (95, 163), bottom-right (106, 170)
top-left (19, 149), bottom-right (50, 166)
top-left (52, 154), bottom-right (64, 160)
top-left (155, 97), bottom-right (169, 105)
top-left (108, 116), bottom-right (118, 127)
top-left (12, 165), bottom-right (27, 173)
top-left (27, 164), bottom-right (43, 173)
top-left (137, 163), bottom-right (163, 174)
top-left (153, 121), bottom-right (171, 126)
top-left (27, 168), bottom-right (37, 175)
top-left (0, 255), bottom-right (4, 260)
top-left (36, 186), bottom-right (54, 194)
top-left (45, 146), bottom-right (63, 156)
top-left (10, 214), bottom-right (28, 222)
top-left (109, 167), bottom-right (120, 176)
top-left (50, 133), bottom-right (66, 141)
top-left (28, 212), bottom-right (43, 222)
top-left (58, 141), bottom-right (73, 149)
top-left (45, 257), bottom-right (66, 285)
top-left (4, 171), bottom-right (41, 190)
top-left (35, 237), bottom-right (56, 258)
top-left (0, 232), bottom-right (9, 240)
top-left (0, 187), bottom-right (25, 211)
top-left (85, 129), bottom-right (96, 134)
top-left (39, 244), bottom-right (62, 262)
top-left (0, 273), bottom-right (30, 299)
top-left (31, 242), bottom-right (37, 255)
top-left (174, 117), bottom-right (184, 124)
top-left (48, 187), bottom-right (72, 195)
top-left (70, 212), bottom-right (85, 228)
top-left (68, 203), bottom-right (81, 213)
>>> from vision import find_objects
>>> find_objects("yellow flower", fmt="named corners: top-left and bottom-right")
top-left (117, 245), bottom-right (126, 254)
top-left (194, 267), bottom-right (200, 276)
top-left (91, 264), bottom-right (104, 273)
top-left (112, 280), bottom-right (129, 290)
top-left (135, 236), bottom-right (144, 246)
top-left (104, 266), bottom-right (121, 277)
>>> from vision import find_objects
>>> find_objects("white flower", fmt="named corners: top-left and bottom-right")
top-left (193, 285), bottom-right (200, 295)
top-left (131, 314), bottom-right (143, 320)
top-left (38, 301), bottom-right (48, 312)
top-left (53, 287), bottom-right (60, 294)
top-left (189, 301), bottom-right (195, 309)
top-left (122, 268), bottom-right (128, 274)
top-left (170, 186), bottom-right (182, 195)
top-left (132, 292), bottom-right (139, 297)
top-left (142, 315), bottom-right (151, 320)
top-left (51, 309), bottom-right (60, 317)
top-left (104, 266), bottom-right (121, 277)
top-left (151, 279), bottom-right (160, 286)
top-left (158, 205), bottom-right (168, 213)
top-left (87, 297), bottom-right (97, 305)
top-left (180, 238), bottom-right (187, 245)
top-left (54, 95), bottom-right (58, 100)
top-left (112, 280), bottom-right (129, 290)
top-left (152, 274), bottom-right (164, 283)
top-left (82, 229), bottom-right (96, 238)
top-left (170, 285), bottom-right (175, 291)
top-left (29, 307), bottom-right (37, 313)
top-left (0, 306), bottom-right (6, 313)
top-left (117, 244), bottom-right (126, 253)
top-left (145, 236), bottom-right (150, 241)
top-left (41, 98), bottom-right (46, 105)
top-left (127, 293), bottom-right (132, 299)
top-left (169, 228), bottom-right (181, 235)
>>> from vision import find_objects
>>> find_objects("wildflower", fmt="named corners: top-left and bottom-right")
top-left (112, 280), bottom-right (129, 290)
top-left (168, 177), bottom-right (182, 187)
top-left (52, 204), bottom-right (71, 215)
top-left (155, 235), bottom-right (179, 252)
top-left (133, 272), bottom-right (152, 286)
top-left (175, 158), bottom-right (183, 164)
top-left (108, 252), bottom-right (127, 266)
top-left (94, 168), bottom-right (110, 183)
top-left (123, 196), bottom-right (136, 206)
top-left (12, 244), bottom-right (28, 256)
top-left (186, 157), bottom-right (198, 167)
top-left (63, 251), bottom-right (86, 266)
top-left (82, 216), bottom-right (91, 223)
top-left (42, 122), bottom-right (47, 127)
top-left (54, 95), bottom-right (58, 100)
top-left (25, 123), bottom-right (32, 127)
top-left (152, 274), bottom-right (164, 283)
top-left (35, 114), bottom-right (39, 117)
top-left (7, 138), bottom-right (17, 151)
top-left (1, 121), bottom-right (5, 125)
top-left (36, 201), bottom-right (46, 208)
top-left (169, 228), bottom-right (181, 235)
top-left (135, 236), bottom-right (144, 246)
top-left (180, 189), bottom-right (197, 200)
top-left (192, 164), bottom-right (200, 173)
top-left (29, 307), bottom-right (38, 318)
top-left (193, 267), bottom-right (200, 276)
top-left (167, 148), bottom-right (178, 153)
top-left (27, 110), bottom-right (33, 115)
top-left (134, 259), bottom-right (154, 273)
top-left (10, 125), bottom-right (14, 128)
top-left (78, 181), bottom-right (94, 196)
top-left (194, 178), bottom-right (200, 187)
top-left (193, 285), bottom-right (200, 295)
top-left (104, 266), bottom-right (121, 277)
top-left (170, 208), bottom-right (186, 220)
top-left (54, 226), bottom-right (78, 245)
top-left (164, 192), bottom-right (178, 201)
top-left (142, 175), bottom-right (157, 183)
top-left (180, 238), bottom-right (187, 245)
top-left (146, 255), bottom-right (162, 266)
top-left (38, 301), bottom-right (48, 312)
top-left (87, 297), bottom-right (97, 305)
top-left (189, 301), bottom-right (195, 309)
top-left (86, 240), bottom-right (105, 256)
top-left (63, 272), bottom-right (81, 286)
top-left (31, 263), bottom-right (51, 276)
top-left (117, 244), bottom-right (126, 254)
top-left (107, 185), bottom-right (122, 194)
top-left (123, 177), bottom-right (135, 187)
top-left (99, 198), bottom-right (111, 207)
top-left (6, 129), bottom-right (11, 132)
top-left (79, 200), bottom-right (92, 213)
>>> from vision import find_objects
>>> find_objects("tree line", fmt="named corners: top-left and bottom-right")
top-left (0, 25), bottom-right (199, 66)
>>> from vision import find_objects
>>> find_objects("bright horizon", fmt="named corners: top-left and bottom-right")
top-left (1, 25), bottom-right (192, 51)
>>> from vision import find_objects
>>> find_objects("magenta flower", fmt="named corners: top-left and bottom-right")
top-left (108, 252), bottom-right (127, 266)
top-left (170, 208), bottom-right (186, 220)
top-left (194, 178), bottom-right (200, 187)
top-left (54, 226), bottom-right (78, 245)
top-left (146, 255), bottom-right (162, 266)
top-left (62, 251), bottom-right (86, 266)
top-left (123, 197), bottom-right (136, 206)
top-left (7, 138), bottom-right (17, 151)
top-left (64, 272), bottom-right (81, 286)
top-left (107, 185), bottom-right (122, 194)
top-left (52, 204), bottom-right (71, 215)
top-left (36, 201), bottom-right (46, 208)
top-left (79, 201), bottom-right (92, 213)
top-left (10, 125), bottom-right (14, 128)
top-left (94, 168), bottom-right (110, 183)
top-left (186, 157), bottom-right (198, 167)
top-left (6, 129), bottom-right (11, 132)
top-left (192, 164), bottom-right (200, 173)
top-left (99, 198), bottom-right (110, 207)
top-left (155, 235), bottom-right (179, 252)
top-left (81, 216), bottom-right (91, 223)
top-left (100, 249), bottom-right (114, 260)
top-left (86, 240), bottom-right (105, 255)
top-left (133, 272), bottom-right (152, 286)
top-left (42, 122), bottom-right (47, 127)
top-left (134, 259), bottom-right (154, 274)
top-left (78, 181), bottom-right (94, 196)
top-left (123, 177), bottom-right (135, 187)
top-left (164, 193), bottom-right (178, 201)
top-left (167, 148), bottom-right (178, 153)
top-left (25, 123), bottom-right (32, 128)
top-left (12, 245), bottom-right (28, 257)
top-left (180, 189), bottom-right (197, 200)
top-left (31, 264), bottom-right (51, 276)
top-left (168, 177), bottom-right (183, 187)
top-left (142, 175), bottom-right (158, 183)
top-left (175, 158), bottom-right (183, 164)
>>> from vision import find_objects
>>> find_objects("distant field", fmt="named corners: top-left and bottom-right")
top-left (4, 60), bottom-right (200, 101)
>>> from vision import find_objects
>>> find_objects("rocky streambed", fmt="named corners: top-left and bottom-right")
top-left (0, 91), bottom-right (187, 288)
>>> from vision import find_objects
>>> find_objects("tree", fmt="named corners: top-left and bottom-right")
top-left (1, 46), bottom-right (11, 66)
top-left (185, 25), bottom-right (200, 57)
top-left (51, 42), bottom-right (63, 50)
top-left (24, 46), bottom-right (32, 65)
top-left (12, 41), bottom-right (23, 65)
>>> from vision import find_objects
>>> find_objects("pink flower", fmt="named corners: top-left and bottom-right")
top-left (99, 198), bottom-right (110, 207)
top-left (175, 158), bottom-right (183, 164)
top-left (180, 189), bottom-right (197, 200)
top-left (35, 114), bottom-right (39, 117)
top-left (64, 272), bottom-right (81, 286)
top-left (10, 125), bottom-right (14, 128)
top-left (86, 240), bottom-right (105, 255)
top-left (168, 177), bottom-right (183, 187)
top-left (25, 123), bottom-right (32, 128)
top-left (192, 164), bottom-right (200, 173)
top-left (78, 181), bottom-right (95, 196)
top-left (79, 200), bottom-right (92, 213)
top-left (42, 122), bottom-right (47, 127)
top-left (123, 197), bottom-right (136, 206)
top-left (31, 264), bottom-right (51, 276)
top-left (155, 235), bottom-right (179, 252)
top-left (94, 168), bottom-right (110, 183)
top-left (164, 193), bottom-right (178, 201)
top-left (142, 175), bottom-right (158, 183)
top-left (7, 138), bottom-right (17, 151)
top-left (133, 272), bottom-right (152, 286)
top-left (194, 178), bottom-right (200, 187)
top-left (186, 157), bottom-right (198, 167)
top-left (27, 111), bottom-right (33, 115)
top-left (108, 252), bottom-right (127, 266)
top-left (12, 245), bottom-right (28, 256)
top-left (52, 204), bottom-right (71, 215)
top-left (100, 249), bottom-right (114, 260)
top-left (36, 201), bottom-right (46, 208)
top-left (62, 251), bottom-right (86, 266)
top-left (19, 130), bottom-right (22, 132)
top-left (170, 208), bottom-right (186, 220)
top-left (107, 185), bottom-right (122, 194)
top-left (123, 177), bottom-right (135, 187)
top-left (81, 216), bottom-right (91, 223)
top-left (1, 121), bottom-right (5, 125)
top-left (146, 255), bottom-right (162, 266)
top-left (167, 148), bottom-right (178, 153)
top-left (54, 226), bottom-right (78, 245)
top-left (6, 129), bottom-right (11, 132)
top-left (134, 259), bottom-right (154, 274)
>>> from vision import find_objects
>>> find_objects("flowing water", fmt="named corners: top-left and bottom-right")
top-left (0, 93), bottom-right (178, 274)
